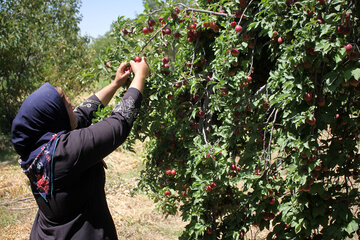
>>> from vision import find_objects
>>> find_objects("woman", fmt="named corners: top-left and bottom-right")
top-left (11, 57), bottom-right (150, 239)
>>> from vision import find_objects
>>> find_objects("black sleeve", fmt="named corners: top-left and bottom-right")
top-left (54, 88), bottom-right (142, 177)
top-left (73, 95), bottom-right (104, 129)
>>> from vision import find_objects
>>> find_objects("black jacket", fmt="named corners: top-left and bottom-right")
top-left (30, 88), bottom-right (142, 240)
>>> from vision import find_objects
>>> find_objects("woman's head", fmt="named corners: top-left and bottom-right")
top-left (11, 83), bottom-right (74, 157)
top-left (55, 86), bottom-right (77, 130)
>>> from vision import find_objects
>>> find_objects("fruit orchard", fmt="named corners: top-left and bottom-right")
top-left (92, 0), bottom-right (360, 239)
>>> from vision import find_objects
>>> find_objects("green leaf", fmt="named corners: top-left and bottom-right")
top-left (345, 220), bottom-right (358, 234)
top-left (314, 40), bottom-right (332, 54)
top-left (344, 69), bottom-right (353, 81)
top-left (352, 68), bottom-right (360, 80)
top-left (295, 218), bottom-right (304, 234)
top-left (247, 21), bottom-right (259, 30)
top-left (320, 24), bottom-right (331, 37)
top-left (150, 94), bottom-right (158, 100)
top-left (312, 204), bottom-right (325, 217)
top-left (335, 51), bottom-right (344, 63)
top-left (324, 72), bottom-right (341, 92)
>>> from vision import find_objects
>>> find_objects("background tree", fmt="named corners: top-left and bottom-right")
top-left (89, 31), bottom-right (116, 58)
top-left (0, 0), bottom-right (91, 132)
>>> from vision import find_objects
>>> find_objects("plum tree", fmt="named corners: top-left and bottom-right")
top-left (92, 0), bottom-right (360, 239)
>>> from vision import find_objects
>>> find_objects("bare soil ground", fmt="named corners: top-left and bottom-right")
top-left (0, 140), bottom-right (186, 240)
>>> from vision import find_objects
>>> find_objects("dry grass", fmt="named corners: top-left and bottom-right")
top-left (0, 140), bottom-right (186, 240)
top-left (104, 142), bottom-right (186, 240)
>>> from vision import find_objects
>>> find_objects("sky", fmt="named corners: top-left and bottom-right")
top-left (79, 0), bottom-right (144, 38)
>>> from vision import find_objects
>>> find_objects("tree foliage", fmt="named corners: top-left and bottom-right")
top-left (143, 0), bottom-right (191, 11)
top-left (0, 0), bottom-right (91, 132)
top-left (88, 32), bottom-right (116, 58)
top-left (93, 0), bottom-right (359, 239)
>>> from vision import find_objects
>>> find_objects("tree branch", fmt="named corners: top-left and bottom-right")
top-left (200, 85), bottom-right (212, 146)
top-left (253, 84), bottom-right (267, 98)
top-left (185, 8), bottom-right (234, 17)
top-left (140, 22), bottom-right (170, 53)
top-left (147, 9), bottom-right (163, 16)
top-left (237, 0), bottom-right (255, 25)
top-left (170, 76), bottom-right (196, 88)
top-left (189, 36), bottom-right (200, 75)
top-left (265, 108), bottom-right (276, 125)
top-left (177, 3), bottom-right (235, 17)
top-left (262, 108), bottom-right (276, 160)
top-left (267, 109), bottom-right (279, 163)
top-left (247, 44), bottom-right (255, 76)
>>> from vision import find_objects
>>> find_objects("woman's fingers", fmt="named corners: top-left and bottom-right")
top-left (119, 62), bottom-right (128, 73)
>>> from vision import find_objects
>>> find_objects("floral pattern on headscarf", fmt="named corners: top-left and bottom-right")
top-left (22, 133), bottom-right (60, 200)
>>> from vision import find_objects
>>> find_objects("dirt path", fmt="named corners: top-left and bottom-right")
top-left (0, 141), bottom-right (186, 240)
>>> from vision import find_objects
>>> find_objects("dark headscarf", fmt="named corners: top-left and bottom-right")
top-left (11, 82), bottom-right (71, 201)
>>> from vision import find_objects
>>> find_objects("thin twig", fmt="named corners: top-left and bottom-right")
top-left (267, 109), bottom-right (279, 164)
top-left (347, 175), bottom-right (354, 190)
top-left (0, 196), bottom-right (33, 206)
top-left (177, 3), bottom-right (235, 17)
top-left (206, 139), bottom-right (221, 162)
top-left (325, 0), bottom-right (334, 13)
top-left (190, 37), bottom-right (200, 75)
top-left (170, 76), bottom-right (196, 87)
top-left (10, 206), bottom-right (35, 211)
top-left (262, 108), bottom-right (276, 160)
top-left (265, 108), bottom-right (277, 125)
top-left (185, 8), bottom-right (233, 17)
top-left (237, 0), bottom-right (255, 25)
top-left (147, 9), bottom-right (162, 16)
top-left (253, 85), bottom-right (267, 97)
top-left (201, 123), bottom-right (209, 145)
top-left (200, 85), bottom-right (212, 146)
top-left (247, 45), bottom-right (255, 77)
top-left (140, 22), bottom-right (170, 52)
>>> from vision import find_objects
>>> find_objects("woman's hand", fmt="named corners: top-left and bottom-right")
top-left (113, 62), bottom-right (131, 88)
top-left (130, 57), bottom-right (150, 79)
top-left (128, 57), bottom-right (150, 94)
